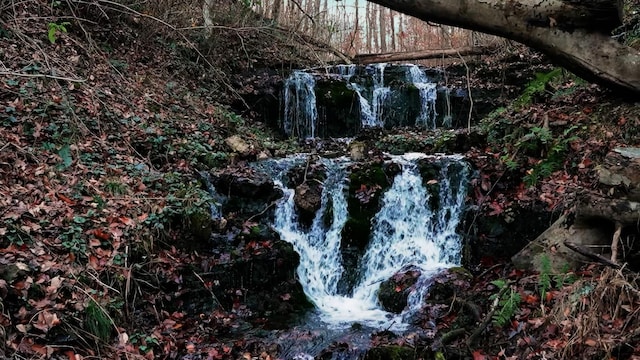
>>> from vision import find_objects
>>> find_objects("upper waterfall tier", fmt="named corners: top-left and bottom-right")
top-left (280, 64), bottom-right (469, 139)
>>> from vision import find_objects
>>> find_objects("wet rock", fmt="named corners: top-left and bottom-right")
top-left (426, 268), bottom-right (473, 302)
top-left (212, 165), bottom-right (281, 200)
top-left (294, 182), bottom-right (322, 224)
top-left (338, 159), bottom-right (400, 292)
top-left (378, 268), bottom-right (421, 313)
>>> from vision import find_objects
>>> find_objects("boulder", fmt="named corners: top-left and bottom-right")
top-left (212, 166), bottom-right (280, 200)
top-left (294, 182), bottom-right (322, 221)
top-left (225, 135), bottom-right (252, 156)
top-left (378, 268), bottom-right (421, 313)
top-left (512, 195), bottom-right (640, 270)
top-left (349, 141), bottom-right (366, 161)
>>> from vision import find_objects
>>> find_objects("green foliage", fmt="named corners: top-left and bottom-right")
top-left (538, 255), bottom-right (578, 303)
top-left (105, 180), bottom-right (128, 195)
top-left (60, 215), bottom-right (88, 256)
top-left (57, 144), bottom-right (73, 168)
top-left (523, 126), bottom-right (578, 187)
top-left (109, 59), bottom-right (128, 72)
top-left (85, 301), bottom-right (112, 341)
top-left (515, 68), bottom-right (563, 107)
top-left (539, 255), bottom-right (553, 302)
top-left (490, 279), bottom-right (522, 327)
top-left (47, 21), bottom-right (70, 44)
top-left (143, 173), bottom-right (215, 241)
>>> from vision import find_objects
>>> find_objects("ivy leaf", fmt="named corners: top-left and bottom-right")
top-left (58, 145), bottom-right (73, 168)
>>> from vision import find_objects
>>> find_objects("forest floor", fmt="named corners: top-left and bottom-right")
top-left (1, 1), bottom-right (640, 359)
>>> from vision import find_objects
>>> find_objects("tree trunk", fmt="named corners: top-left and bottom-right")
top-left (378, 5), bottom-right (387, 52)
top-left (389, 9), bottom-right (396, 51)
top-left (353, 46), bottom-right (493, 63)
top-left (365, 0), bottom-right (640, 95)
top-left (271, 0), bottom-right (282, 21)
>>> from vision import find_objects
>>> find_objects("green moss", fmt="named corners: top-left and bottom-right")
top-left (341, 163), bottom-right (391, 249)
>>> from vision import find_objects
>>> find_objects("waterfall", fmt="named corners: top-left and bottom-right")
top-left (283, 71), bottom-right (318, 138)
top-left (344, 63), bottom-right (390, 128)
top-left (405, 65), bottom-right (438, 129)
top-left (332, 64), bottom-right (357, 81)
top-left (368, 63), bottom-right (391, 128)
top-left (270, 153), bottom-right (469, 329)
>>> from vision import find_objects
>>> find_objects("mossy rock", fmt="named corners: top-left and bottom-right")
top-left (314, 79), bottom-right (361, 137)
top-left (378, 268), bottom-right (421, 313)
top-left (341, 161), bottom-right (396, 250)
top-left (187, 209), bottom-right (213, 243)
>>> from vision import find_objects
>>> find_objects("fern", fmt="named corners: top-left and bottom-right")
top-left (515, 68), bottom-right (563, 107)
top-left (539, 255), bottom-right (553, 302)
top-left (490, 280), bottom-right (522, 327)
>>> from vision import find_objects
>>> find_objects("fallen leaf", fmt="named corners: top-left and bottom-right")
top-left (34, 310), bottom-right (60, 333)
top-left (472, 350), bottom-right (487, 360)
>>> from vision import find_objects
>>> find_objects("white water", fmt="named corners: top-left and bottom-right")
top-left (405, 65), bottom-right (438, 129)
top-left (271, 153), bottom-right (468, 329)
top-left (283, 71), bottom-right (318, 138)
top-left (338, 63), bottom-right (390, 128)
top-left (332, 64), bottom-right (357, 81)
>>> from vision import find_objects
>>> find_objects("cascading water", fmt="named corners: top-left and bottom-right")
top-left (283, 71), bottom-right (318, 138)
top-left (342, 63), bottom-right (390, 128)
top-left (367, 63), bottom-right (391, 128)
top-left (271, 153), bottom-right (469, 330)
top-left (332, 64), bottom-right (357, 81)
top-left (405, 65), bottom-right (438, 129)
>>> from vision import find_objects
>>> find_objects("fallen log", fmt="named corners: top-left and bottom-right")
top-left (366, 0), bottom-right (640, 95)
top-left (353, 46), bottom-right (493, 64)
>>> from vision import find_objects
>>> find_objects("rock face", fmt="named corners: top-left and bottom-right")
top-left (512, 148), bottom-right (640, 271)
top-left (512, 195), bottom-right (640, 271)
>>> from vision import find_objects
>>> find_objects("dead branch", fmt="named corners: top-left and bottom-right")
top-left (563, 241), bottom-right (621, 269)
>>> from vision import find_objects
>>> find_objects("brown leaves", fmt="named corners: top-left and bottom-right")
top-left (33, 311), bottom-right (61, 333)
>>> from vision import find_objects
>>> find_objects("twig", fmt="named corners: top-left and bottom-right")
top-left (467, 285), bottom-right (508, 347)
top-left (0, 71), bottom-right (86, 82)
top-left (192, 270), bottom-right (225, 311)
top-left (245, 201), bottom-right (276, 223)
top-left (563, 240), bottom-right (621, 269)
top-left (478, 263), bottom-right (504, 279)
top-left (440, 328), bottom-right (466, 345)
top-left (611, 221), bottom-right (622, 263)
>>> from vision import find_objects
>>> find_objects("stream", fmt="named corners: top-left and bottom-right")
top-left (221, 64), bottom-right (471, 358)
